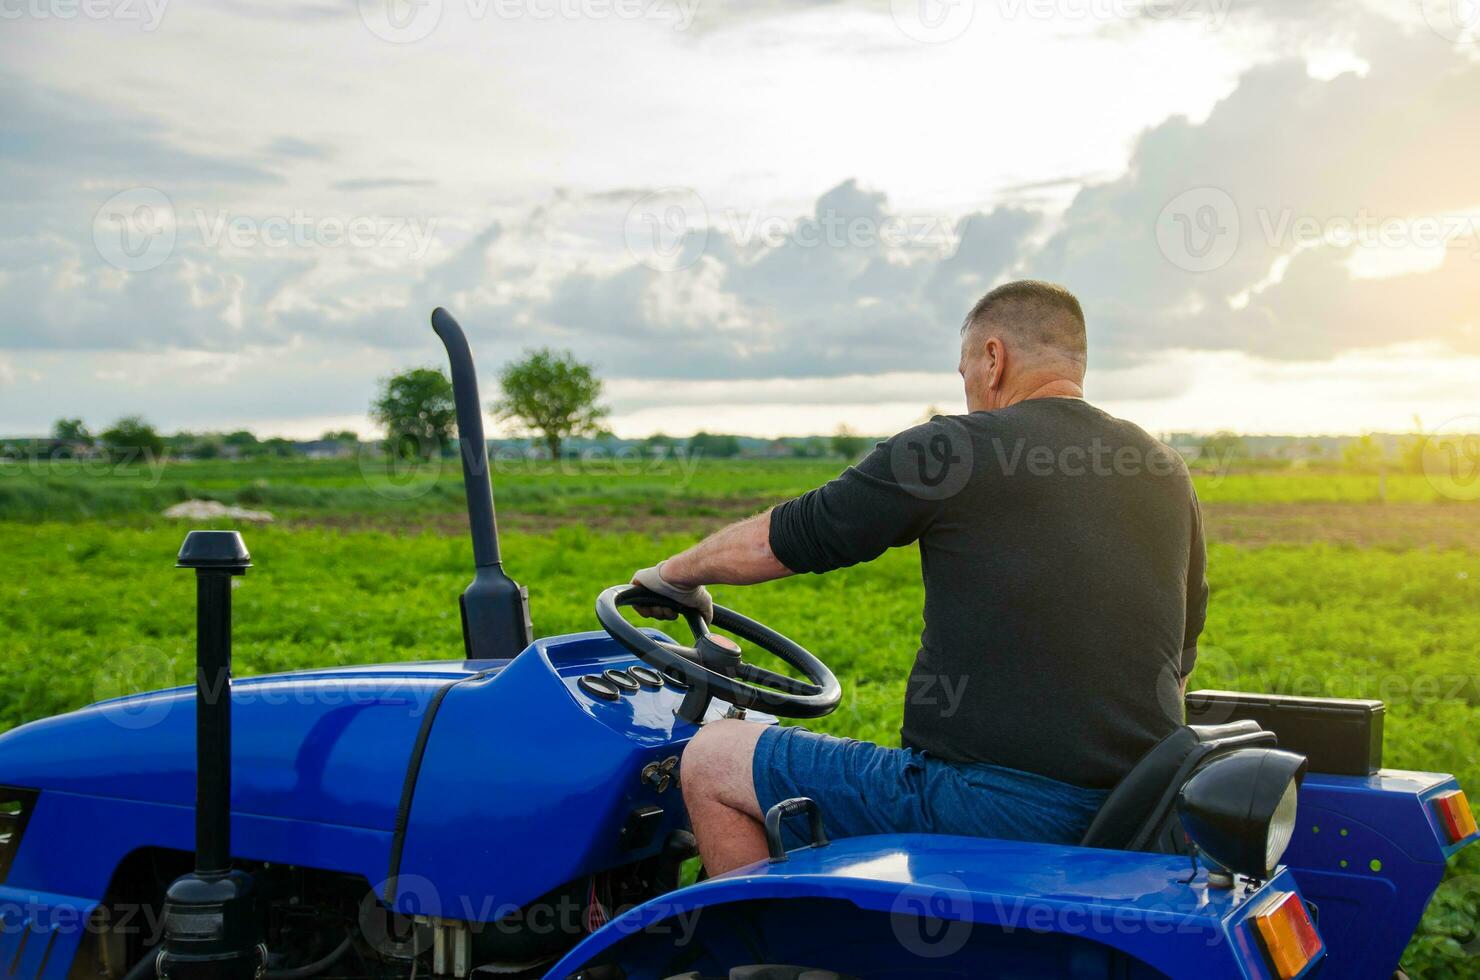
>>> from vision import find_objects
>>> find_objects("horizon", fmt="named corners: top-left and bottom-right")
top-left (2, 419), bottom-right (1458, 446)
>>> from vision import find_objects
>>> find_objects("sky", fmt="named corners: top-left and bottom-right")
top-left (2, 0), bottom-right (1478, 440)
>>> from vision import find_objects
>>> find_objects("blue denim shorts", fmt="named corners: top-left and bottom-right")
top-left (752, 725), bottom-right (1108, 850)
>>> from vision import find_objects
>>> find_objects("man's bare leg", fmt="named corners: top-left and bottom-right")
top-left (680, 718), bottom-right (770, 875)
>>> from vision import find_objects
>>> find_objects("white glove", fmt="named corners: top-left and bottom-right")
top-left (631, 562), bottom-right (714, 623)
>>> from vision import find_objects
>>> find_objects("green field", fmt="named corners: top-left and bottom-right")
top-left (2, 457), bottom-right (1478, 974)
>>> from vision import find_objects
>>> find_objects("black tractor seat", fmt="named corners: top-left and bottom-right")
top-left (1080, 721), bottom-right (1277, 854)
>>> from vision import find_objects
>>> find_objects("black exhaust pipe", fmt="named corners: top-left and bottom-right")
top-left (159, 530), bottom-right (265, 980)
top-left (431, 307), bottom-right (533, 661)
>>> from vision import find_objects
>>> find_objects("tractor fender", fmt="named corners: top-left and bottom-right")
top-left (549, 834), bottom-right (1317, 979)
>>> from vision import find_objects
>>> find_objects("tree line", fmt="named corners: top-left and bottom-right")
top-left (372, 348), bottom-right (874, 460)
top-left (21, 418), bottom-right (361, 462)
top-left (16, 348), bottom-right (876, 464)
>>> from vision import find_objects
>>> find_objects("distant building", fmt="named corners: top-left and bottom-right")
top-left (0, 438), bottom-right (99, 460)
top-left (293, 440), bottom-right (354, 460)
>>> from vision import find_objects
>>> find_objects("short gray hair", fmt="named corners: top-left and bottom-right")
top-left (961, 280), bottom-right (1087, 366)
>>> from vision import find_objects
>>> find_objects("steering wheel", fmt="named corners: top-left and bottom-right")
top-left (595, 585), bottom-right (841, 723)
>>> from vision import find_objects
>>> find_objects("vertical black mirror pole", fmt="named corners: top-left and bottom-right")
top-left (431, 307), bottom-right (533, 661)
top-left (159, 530), bottom-right (265, 980)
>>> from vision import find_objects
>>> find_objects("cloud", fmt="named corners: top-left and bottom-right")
top-left (466, 180), bottom-right (1039, 380)
top-left (5, 10), bottom-right (1479, 396)
top-left (263, 136), bottom-right (334, 161)
top-left (1029, 23), bottom-right (1480, 367)
top-left (0, 78), bottom-right (283, 205)
top-left (331, 178), bottom-right (438, 191)
top-left (215, 0), bottom-right (353, 22)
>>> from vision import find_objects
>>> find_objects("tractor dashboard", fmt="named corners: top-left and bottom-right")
top-left (547, 629), bottom-right (778, 743)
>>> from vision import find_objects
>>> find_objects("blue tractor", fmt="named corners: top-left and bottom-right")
top-left (0, 311), bottom-right (1474, 980)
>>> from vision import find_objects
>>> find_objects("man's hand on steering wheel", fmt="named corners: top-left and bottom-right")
top-left (631, 562), bottom-right (714, 623)
top-left (595, 582), bottom-right (840, 722)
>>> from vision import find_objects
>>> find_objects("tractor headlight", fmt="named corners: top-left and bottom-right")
top-left (1265, 776), bottom-right (1300, 871)
top-left (1178, 748), bottom-right (1308, 882)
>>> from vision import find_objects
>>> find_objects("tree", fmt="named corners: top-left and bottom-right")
top-left (643, 433), bottom-right (676, 457)
top-left (191, 438), bottom-right (223, 460)
top-left (1398, 417), bottom-right (1427, 474)
top-left (1197, 431), bottom-right (1247, 466)
top-left (222, 430), bottom-right (261, 456)
top-left (831, 424), bottom-right (869, 459)
top-left (52, 418), bottom-right (92, 446)
top-left (262, 437), bottom-right (296, 458)
top-left (492, 349), bottom-right (607, 459)
top-left (797, 437), bottom-right (828, 458)
top-left (688, 431), bottom-right (741, 458)
top-left (1342, 434), bottom-right (1384, 471)
top-left (321, 429), bottom-right (359, 443)
top-left (372, 367), bottom-right (456, 459)
top-left (100, 416), bottom-right (164, 462)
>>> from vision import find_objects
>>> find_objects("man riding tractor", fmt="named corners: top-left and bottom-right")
top-left (632, 279), bottom-right (1208, 875)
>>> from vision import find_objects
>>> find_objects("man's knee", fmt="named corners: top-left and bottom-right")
top-left (682, 718), bottom-right (765, 812)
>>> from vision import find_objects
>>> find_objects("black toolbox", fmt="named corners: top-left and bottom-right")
top-left (1185, 689), bottom-right (1385, 776)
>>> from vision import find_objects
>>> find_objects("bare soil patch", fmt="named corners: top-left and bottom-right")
top-left (1201, 502), bottom-right (1480, 550)
top-left (293, 500), bottom-right (1480, 550)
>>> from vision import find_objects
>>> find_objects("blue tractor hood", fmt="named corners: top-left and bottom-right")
top-left (0, 660), bottom-right (501, 832)
top-left (0, 633), bottom-right (701, 913)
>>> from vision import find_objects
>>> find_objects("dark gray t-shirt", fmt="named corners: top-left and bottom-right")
top-left (768, 398), bottom-right (1208, 790)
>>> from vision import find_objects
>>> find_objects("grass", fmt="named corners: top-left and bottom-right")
top-left (5, 523), bottom-right (1475, 781)
top-left (1, 455), bottom-right (1478, 974)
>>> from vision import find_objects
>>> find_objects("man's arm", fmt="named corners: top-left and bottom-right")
top-left (629, 510), bottom-right (792, 621)
top-left (660, 509), bottom-right (793, 588)
top-left (632, 420), bottom-right (955, 618)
